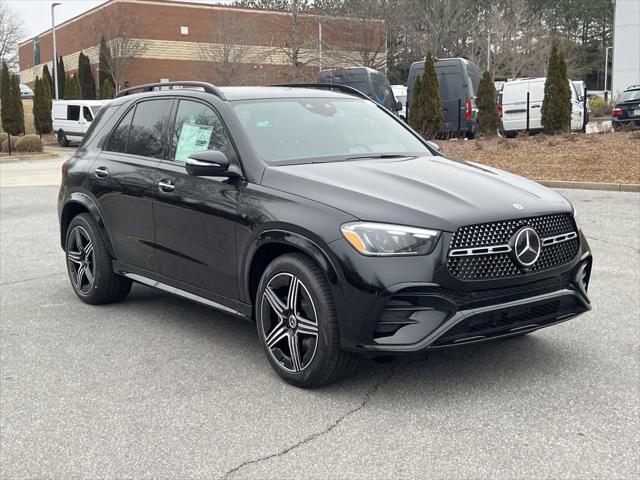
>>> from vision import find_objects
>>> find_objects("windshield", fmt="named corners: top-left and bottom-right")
top-left (233, 98), bottom-right (430, 164)
top-left (619, 89), bottom-right (640, 102)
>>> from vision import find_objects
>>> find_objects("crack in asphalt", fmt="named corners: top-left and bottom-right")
top-left (0, 271), bottom-right (66, 286)
top-left (220, 366), bottom-right (397, 479)
top-left (586, 235), bottom-right (640, 254)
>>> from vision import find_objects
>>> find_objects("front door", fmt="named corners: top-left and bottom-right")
top-left (89, 98), bottom-right (173, 273)
top-left (152, 99), bottom-right (241, 301)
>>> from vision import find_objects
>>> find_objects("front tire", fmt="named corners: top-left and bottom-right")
top-left (256, 253), bottom-right (357, 388)
top-left (65, 213), bottom-right (131, 304)
top-left (58, 130), bottom-right (70, 147)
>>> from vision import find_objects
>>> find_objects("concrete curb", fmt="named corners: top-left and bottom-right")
top-left (0, 152), bottom-right (59, 163)
top-left (538, 180), bottom-right (640, 192)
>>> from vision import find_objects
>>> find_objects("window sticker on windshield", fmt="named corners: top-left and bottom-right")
top-left (175, 123), bottom-right (213, 163)
top-left (255, 120), bottom-right (271, 128)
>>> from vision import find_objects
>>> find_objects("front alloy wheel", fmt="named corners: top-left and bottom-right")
top-left (256, 253), bottom-right (357, 388)
top-left (261, 273), bottom-right (319, 373)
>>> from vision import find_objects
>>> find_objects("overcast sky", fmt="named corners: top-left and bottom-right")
top-left (6, 0), bottom-right (231, 42)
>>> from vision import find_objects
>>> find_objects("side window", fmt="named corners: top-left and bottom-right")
top-left (127, 100), bottom-right (173, 159)
top-left (67, 105), bottom-right (80, 121)
top-left (83, 106), bottom-right (93, 122)
top-left (171, 100), bottom-right (230, 164)
top-left (105, 107), bottom-right (134, 154)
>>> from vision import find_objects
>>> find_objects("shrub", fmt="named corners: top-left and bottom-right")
top-left (15, 134), bottom-right (43, 152)
top-left (476, 71), bottom-right (500, 137)
top-left (541, 41), bottom-right (571, 134)
top-left (589, 97), bottom-right (612, 117)
top-left (421, 51), bottom-right (443, 138)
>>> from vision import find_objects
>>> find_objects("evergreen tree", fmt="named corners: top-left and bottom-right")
top-left (98, 35), bottom-right (112, 87)
top-left (64, 75), bottom-right (81, 100)
top-left (10, 75), bottom-right (25, 134)
top-left (77, 52), bottom-right (96, 99)
top-left (1, 63), bottom-right (18, 153)
top-left (33, 76), bottom-right (53, 135)
top-left (541, 41), bottom-right (572, 134)
top-left (42, 64), bottom-right (54, 96)
top-left (421, 51), bottom-right (443, 139)
top-left (408, 74), bottom-right (425, 133)
top-left (100, 79), bottom-right (115, 99)
top-left (56, 56), bottom-right (66, 99)
top-left (476, 71), bottom-right (500, 137)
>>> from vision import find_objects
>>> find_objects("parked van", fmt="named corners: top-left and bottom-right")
top-left (407, 57), bottom-right (482, 137)
top-left (317, 67), bottom-right (400, 115)
top-left (19, 84), bottom-right (34, 99)
top-left (392, 84), bottom-right (407, 120)
top-left (500, 78), bottom-right (584, 136)
top-left (52, 100), bottom-right (108, 146)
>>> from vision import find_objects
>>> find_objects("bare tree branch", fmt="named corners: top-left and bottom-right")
top-left (0, 1), bottom-right (22, 71)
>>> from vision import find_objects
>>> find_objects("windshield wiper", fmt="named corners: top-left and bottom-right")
top-left (343, 153), bottom-right (417, 161)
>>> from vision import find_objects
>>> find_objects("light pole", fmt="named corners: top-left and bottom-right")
top-left (604, 45), bottom-right (612, 102)
top-left (318, 21), bottom-right (323, 71)
top-left (51, 2), bottom-right (61, 100)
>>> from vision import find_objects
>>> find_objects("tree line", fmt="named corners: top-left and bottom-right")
top-left (236, 0), bottom-right (613, 87)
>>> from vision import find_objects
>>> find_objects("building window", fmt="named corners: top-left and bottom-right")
top-left (33, 37), bottom-right (40, 65)
top-left (180, 25), bottom-right (189, 36)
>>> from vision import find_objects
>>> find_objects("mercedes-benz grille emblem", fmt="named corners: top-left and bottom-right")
top-left (511, 227), bottom-right (541, 267)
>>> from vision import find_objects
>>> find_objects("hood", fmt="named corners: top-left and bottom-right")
top-left (261, 155), bottom-right (572, 232)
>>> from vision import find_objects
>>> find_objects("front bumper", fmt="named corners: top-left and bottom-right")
top-left (329, 231), bottom-right (592, 354)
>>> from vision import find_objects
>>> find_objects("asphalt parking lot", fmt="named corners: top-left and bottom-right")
top-left (1, 158), bottom-right (639, 479)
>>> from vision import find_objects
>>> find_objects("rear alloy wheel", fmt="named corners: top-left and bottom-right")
top-left (65, 213), bottom-right (131, 304)
top-left (256, 253), bottom-right (357, 388)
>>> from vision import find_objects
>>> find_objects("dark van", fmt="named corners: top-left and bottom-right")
top-left (317, 67), bottom-right (400, 115)
top-left (407, 57), bottom-right (482, 138)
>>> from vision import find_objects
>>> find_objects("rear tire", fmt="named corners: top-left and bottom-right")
top-left (58, 130), bottom-right (70, 147)
top-left (65, 213), bottom-right (131, 305)
top-left (256, 253), bottom-right (358, 388)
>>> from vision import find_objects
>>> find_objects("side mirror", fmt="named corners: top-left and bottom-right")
top-left (186, 150), bottom-right (233, 177)
top-left (396, 101), bottom-right (403, 111)
top-left (426, 140), bottom-right (441, 152)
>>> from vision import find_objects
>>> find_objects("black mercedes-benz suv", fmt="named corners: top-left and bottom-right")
top-left (58, 81), bottom-right (592, 388)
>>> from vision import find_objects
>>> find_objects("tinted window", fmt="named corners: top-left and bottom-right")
top-left (233, 98), bottom-right (429, 164)
top-left (68, 105), bottom-right (80, 121)
top-left (317, 69), bottom-right (373, 96)
top-left (371, 72), bottom-right (395, 110)
top-left (83, 106), bottom-right (93, 122)
top-left (127, 100), bottom-right (172, 159)
top-left (105, 107), bottom-right (134, 153)
top-left (619, 89), bottom-right (640, 102)
top-left (171, 100), bottom-right (231, 164)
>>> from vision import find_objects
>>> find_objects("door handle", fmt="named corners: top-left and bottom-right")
top-left (94, 166), bottom-right (109, 178)
top-left (158, 179), bottom-right (175, 192)
top-left (531, 105), bottom-right (541, 109)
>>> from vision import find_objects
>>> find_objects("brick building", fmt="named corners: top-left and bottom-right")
top-left (18, 0), bottom-right (387, 91)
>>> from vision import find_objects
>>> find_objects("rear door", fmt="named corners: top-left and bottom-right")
top-left (152, 98), bottom-right (241, 301)
top-left (501, 82), bottom-right (528, 132)
top-left (89, 98), bottom-right (173, 273)
top-left (528, 79), bottom-right (545, 130)
top-left (436, 65), bottom-right (465, 131)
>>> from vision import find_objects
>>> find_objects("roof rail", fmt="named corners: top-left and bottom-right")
top-left (115, 81), bottom-right (226, 101)
top-left (274, 83), bottom-right (371, 101)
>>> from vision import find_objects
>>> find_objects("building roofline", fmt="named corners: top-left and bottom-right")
top-left (19, 0), bottom-right (380, 47)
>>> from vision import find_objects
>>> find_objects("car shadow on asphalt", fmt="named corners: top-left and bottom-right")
top-left (123, 283), bottom-right (577, 397)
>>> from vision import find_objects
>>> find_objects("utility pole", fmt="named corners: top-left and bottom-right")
top-left (51, 2), bottom-right (61, 100)
top-left (604, 46), bottom-right (612, 101)
top-left (486, 30), bottom-right (491, 72)
top-left (318, 21), bottom-right (323, 71)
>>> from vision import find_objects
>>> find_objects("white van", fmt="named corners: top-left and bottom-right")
top-left (501, 78), bottom-right (584, 136)
top-left (52, 100), bottom-right (109, 146)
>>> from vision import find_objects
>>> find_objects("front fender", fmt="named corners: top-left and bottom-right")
top-left (240, 227), bottom-right (341, 304)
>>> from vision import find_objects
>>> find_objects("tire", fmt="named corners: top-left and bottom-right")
top-left (504, 130), bottom-right (517, 139)
top-left (65, 213), bottom-right (131, 305)
top-left (256, 253), bottom-right (358, 388)
top-left (58, 130), bottom-right (70, 147)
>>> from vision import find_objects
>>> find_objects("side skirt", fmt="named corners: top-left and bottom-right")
top-left (113, 261), bottom-right (253, 321)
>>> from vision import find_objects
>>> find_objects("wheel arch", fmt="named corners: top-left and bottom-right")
top-left (60, 193), bottom-right (114, 256)
top-left (242, 229), bottom-right (340, 311)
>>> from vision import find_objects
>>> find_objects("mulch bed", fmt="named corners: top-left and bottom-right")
top-left (439, 131), bottom-right (640, 184)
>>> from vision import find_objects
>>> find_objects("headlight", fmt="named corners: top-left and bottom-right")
top-left (340, 222), bottom-right (440, 256)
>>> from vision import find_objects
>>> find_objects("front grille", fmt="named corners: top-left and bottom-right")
top-left (447, 213), bottom-right (578, 280)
